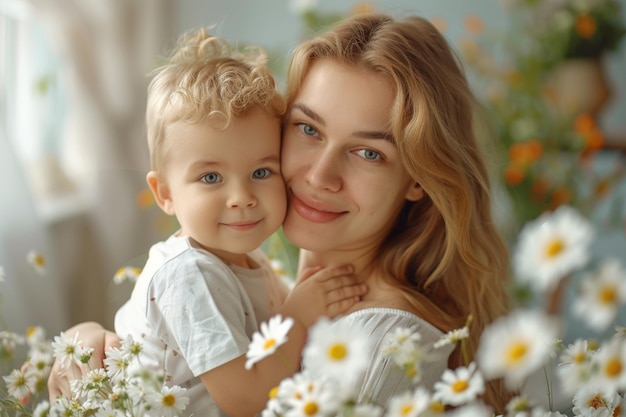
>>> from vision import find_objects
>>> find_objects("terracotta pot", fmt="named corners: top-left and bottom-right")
top-left (545, 58), bottom-right (612, 118)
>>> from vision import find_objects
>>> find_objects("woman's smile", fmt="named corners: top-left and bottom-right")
top-left (289, 192), bottom-right (346, 223)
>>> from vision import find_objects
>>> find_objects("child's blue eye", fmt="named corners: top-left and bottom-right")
top-left (201, 172), bottom-right (222, 183)
top-left (357, 149), bottom-right (382, 161)
top-left (298, 123), bottom-right (318, 137)
top-left (252, 168), bottom-right (271, 179)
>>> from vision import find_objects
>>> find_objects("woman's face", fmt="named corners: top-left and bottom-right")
top-left (281, 59), bottom-right (424, 256)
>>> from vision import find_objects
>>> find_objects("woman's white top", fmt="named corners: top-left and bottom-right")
top-left (304, 308), bottom-right (455, 408)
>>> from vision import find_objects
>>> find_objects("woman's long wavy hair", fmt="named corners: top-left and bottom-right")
top-left (285, 13), bottom-right (513, 412)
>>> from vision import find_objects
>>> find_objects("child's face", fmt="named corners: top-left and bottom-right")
top-left (155, 108), bottom-right (286, 263)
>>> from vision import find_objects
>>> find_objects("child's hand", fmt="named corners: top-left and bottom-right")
top-left (281, 264), bottom-right (367, 328)
top-left (47, 322), bottom-right (121, 402)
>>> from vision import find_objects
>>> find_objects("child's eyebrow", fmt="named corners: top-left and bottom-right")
top-left (258, 155), bottom-right (280, 164)
top-left (291, 103), bottom-right (394, 143)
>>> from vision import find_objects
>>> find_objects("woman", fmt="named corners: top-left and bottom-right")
top-left (49, 13), bottom-right (512, 413)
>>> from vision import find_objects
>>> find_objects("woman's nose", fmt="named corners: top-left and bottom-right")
top-left (305, 149), bottom-right (342, 192)
top-left (227, 182), bottom-right (257, 208)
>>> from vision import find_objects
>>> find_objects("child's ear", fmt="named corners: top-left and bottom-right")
top-left (146, 171), bottom-right (175, 215)
top-left (405, 182), bottom-right (425, 202)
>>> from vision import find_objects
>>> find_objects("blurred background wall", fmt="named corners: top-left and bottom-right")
top-left (1, 0), bottom-right (625, 348)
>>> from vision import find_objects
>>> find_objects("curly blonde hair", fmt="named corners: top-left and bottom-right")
top-left (286, 13), bottom-right (513, 412)
top-left (146, 28), bottom-right (285, 171)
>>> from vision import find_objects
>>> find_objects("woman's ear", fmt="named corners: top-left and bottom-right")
top-left (146, 171), bottom-right (175, 215)
top-left (405, 183), bottom-right (425, 202)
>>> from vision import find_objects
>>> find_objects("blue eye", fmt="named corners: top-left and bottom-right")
top-left (298, 123), bottom-right (318, 137)
top-left (357, 149), bottom-right (382, 161)
top-left (201, 172), bottom-right (222, 183)
top-left (252, 168), bottom-right (271, 179)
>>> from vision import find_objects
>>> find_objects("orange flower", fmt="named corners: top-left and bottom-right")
top-left (550, 187), bottom-right (573, 209)
top-left (574, 113), bottom-right (596, 134)
top-left (530, 178), bottom-right (550, 203)
top-left (136, 188), bottom-right (155, 209)
top-left (504, 163), bottom-right (526, 185)
top-left (509, 140), bottom-right (543, 166)
top-left (575, 14), bottom-right (597, 39)
top-left (463, 14), bottom-right (485, 36)
top-left (594, 179), bottom-right (611, 197)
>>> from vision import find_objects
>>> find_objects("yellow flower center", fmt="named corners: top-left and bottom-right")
top-left (26, 326), bottom-right (37, 338)
top-left (588, 394), bottom-right (604, 409)
top-left (451, 379), bottom-right (469, 393)
top-left (605, 358), bottom-right (623, 378)
top-left (545, 239), bottom-right (564, 258)
top-left (430, 401), bottom-right (445, 413)
top-left (599, 286), bottom-right (617, 305)
top-left (162, 394), bottom-right (176, 407)
top-left (401, 404), bottom-right (414, 416)
top-left (303, 401), bottom-right (319, 416)
top-left (573, 352), bottom-right (586, 363)
top-left (268, 386), bottom-right (279, 399)
top-left (328, 343), bottom-right (347, 360)
top-left (506, 341), bottom-right (528, 365)
top-left (263, 338), bottom-right (276, 350)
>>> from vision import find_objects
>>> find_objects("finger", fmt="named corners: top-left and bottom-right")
top-left (295, 265), bottom-right (323, 284)
top-left (324, 283), bottom-right (368, 305)
top-left (326, 296), bottom-right (362, 318)
top-left (48, 364), bottom-right (71, 402)
top-left (309, 264), bottom-right (354, 283)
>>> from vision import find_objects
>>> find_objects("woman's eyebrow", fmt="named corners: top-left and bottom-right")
top-left (292, 103), bottom-right (325, 126)
top-left (292, 102), bottom-right (394, 142)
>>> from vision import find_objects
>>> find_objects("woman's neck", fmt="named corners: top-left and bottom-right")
top-left (298, 248), bottom-right (377, 282)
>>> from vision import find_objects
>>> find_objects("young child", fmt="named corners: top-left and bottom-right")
top-left (114, 28), bottom-right (365, 417)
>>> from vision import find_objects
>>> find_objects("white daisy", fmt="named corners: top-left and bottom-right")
top-left (120, 334), bottom-right (143, 358)
top-left (432, 362), bottom-right (485, 406)
top-left (381, 326), bottom-right (425, 383)
top-left (246, 314), bottom-right (294, 370)
top-left (148, 385), bottom-right (189, 417)
top-left (32, 400), bottom-right (51, 417)
top-left (433, 326), bottom-right (470, 349)
top-left (476, 309), bottom-right (560, 389)
top-left (303, 317), bottom-right (369, 389)
top-left (284, 383), bottom-right (340, 417)
top-left (556, 338), bottom-right (594, 395)
top-left (513, 205), bottom-right (594, 292)
top-left (51, 331), bottom-right (84, 369)
top-left (27, 250), bottom-right (46, 275)
top-left (573, 259), bottom-right (626, 331)
top-left (3, 368), bottom-right (37, 400)
top-left (112, 266), bottom-right (141, 285)
top-left (588, 337), bottom-right (626, 393)
top-left (103, 346), bottom-right (131, 383)
top-left (505, 394), bottom-right (535, 415)
top-left (386, 387), bottom-right (431, 417)
top-left (572, 386), bottom-right (619, 417)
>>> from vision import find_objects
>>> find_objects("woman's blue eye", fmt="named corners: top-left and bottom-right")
top-left (357, 149), bottom-right (382, 161)
top-left (298, 123), bottom-right (318, 137)
top-left (252, 168), bottom-right (271, 179)
top-left (201, 172), bottom-right (222, 183)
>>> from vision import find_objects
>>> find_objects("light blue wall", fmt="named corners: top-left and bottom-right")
top-left (175, 0), bottom-right (626, 141)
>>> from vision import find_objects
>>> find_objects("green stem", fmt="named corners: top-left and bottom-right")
top-left (543, 363), bottom-right (553, 411)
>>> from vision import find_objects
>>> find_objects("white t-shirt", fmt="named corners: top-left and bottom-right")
top-left (115, 234), bottom-right (288, 417)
